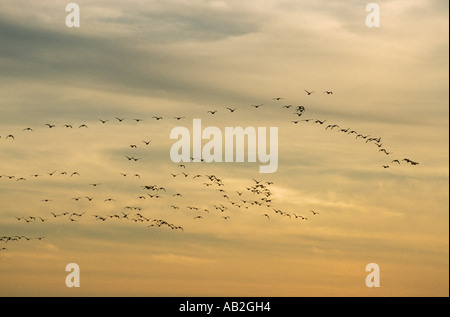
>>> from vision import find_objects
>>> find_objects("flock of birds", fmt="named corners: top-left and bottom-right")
top-left (0, 89), bottom-right (420, 253)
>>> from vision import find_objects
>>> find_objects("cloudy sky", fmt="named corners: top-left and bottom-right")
top-left (0, 0), bottom-right (448, 296)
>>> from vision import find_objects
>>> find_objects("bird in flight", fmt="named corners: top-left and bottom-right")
top-left (90, 183), bottom-right (102, 187)
top-left (207, 110), bottom-right (217, 114)
top-left (310, 210), bottom-right (319, 215)
top-left (173, 116), bottom-right (185, 120)
top-left (273, 97), bottom-right (283, 100)
top-left (115, 117), bottom-right (125, 122)
top-left (99, 119), bottom-right (109, 124)
top-left (45, 124), bottom-right (56, 128)
top-left (304, 90), bottom-right (315, 95)
top-left (323, 91), bottom-right (333, 94)
top-left (403, 158), bottom-right (419, 165)
top-left (251, 104), bottom-right (263, 108)
top-left (142, 140), bottom-right (151, 145)
top-left (226, 107), bottom-right (237, 112)
top-left (152, 116), bottom-right (163, 120)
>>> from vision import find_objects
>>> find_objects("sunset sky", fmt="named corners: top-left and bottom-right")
top-left (0, 0), bottom-right (448, 296)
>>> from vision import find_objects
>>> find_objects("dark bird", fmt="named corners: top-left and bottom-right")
top-left (41, 199), bottom-right (52, 203)
top-left (379, 149), bottom-right (392, 155)
top-left (45, 124), bottom-right (56, 128)
top-left (314, 119), bottom-right (327, 125)
top-left (115, 117), bottom-right (125, 122)
top-left (6, 135), bottom-right (14, 140)
top-left (152, 116), bottom-right (163, 120)
top-left (142, 140), bottom-right (151, 145)
top-left (64, 124), bottom-right (73, 128)
top-left (263, 214), bottom-right (270, 219)
top-left (403, 158), bottom-right (419, 165)
top-left (99, 119), bottom-right (109, 124)
top-left (90, 183), bottom-right (102, 187)
top-left (207, 110), bottom-right (217, 114)
top-left (251, 104), bottom-right (263, 108)
top-left (304, 90), bottom-right (315, 95)
top-left (133, 119), bottom-right (144, 122)
top-left (323, 91), bottom-right (333, 94)
top-left (310, 210), bottom-right (319, 215)
top-left (79, 124), bottom-right (88, 128)
top-left (23, 128), bottom-right (34, 131)
top-left (226, 108), bottom-right (237, 112)
top-left (273, 97), bottom-right (283, 100)
top-left (392, 160), bottom-right (401, 164)
top-left (282, 105), bottom-right (292, 108)
top-left (382, 165), bottom-right (390, 169)
top-left (174, 117), bottom-right (185, 120)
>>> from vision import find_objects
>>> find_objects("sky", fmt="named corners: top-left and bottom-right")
top-left (0, 0), bottom-right (448, 296)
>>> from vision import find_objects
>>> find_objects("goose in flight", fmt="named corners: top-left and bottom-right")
top-left (99, 119), bottom-right (109, 124)
top-left (226, 107), bottom-right (237, 112)
top-left (79, 124), bottom-right (88, 128)
top-left (45, 124), bottom-right (56, 128)
top-left (115, 117), bottom-right (125, 122)
top-left (304, 90), bottom-right (315, 95)
top-left (207, 110), bottom-right (217, 114)
top-left (251, 104), bottom-right (263, 108)
top-left (310, 210), bottom-right (319, 215)
top-left (403, 158), bottom-right (419, 165)
top-left (323, 91), bottom-right (333, 94)
top-left (152, 116), bottom-right (163, 120)
top-left (142, 140), bottom-right (151, 145)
